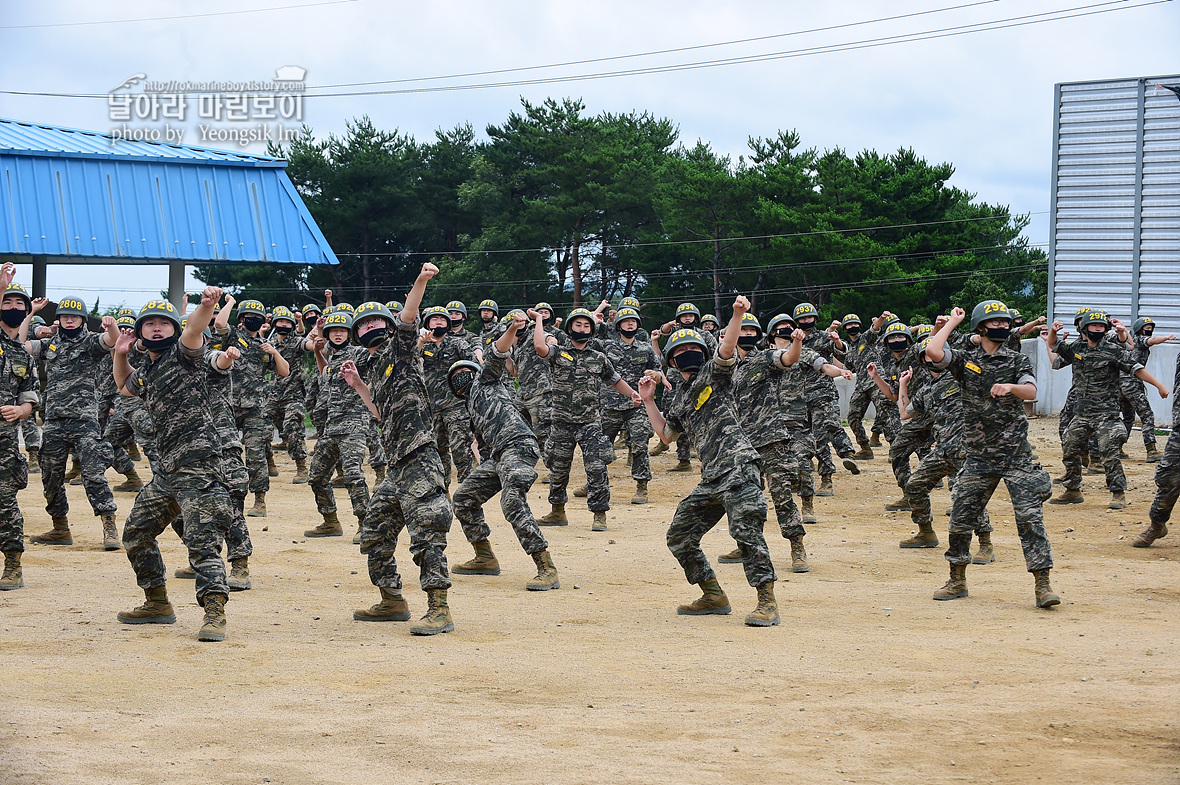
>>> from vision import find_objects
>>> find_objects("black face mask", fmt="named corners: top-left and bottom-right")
top-left (448, 369), bottom-right (475, 398)
top-left (701, 325), bottom-right (716, 333)
top-left (737, 335), bottom-right (759, 349)
top-left (481, 315), bottom-right (494, 324)
top-left (450, 318), bottom-right (464, 329)
top-left (845, 326), bottom-right (860, 337)
top-left (60, 324), bottom-right (84, 339)
top-left (241, 316), bottom-right (264, 332)
top-left (273, 325), bottom-right (293, 336)
top-left (798, 319), bottom-right (816, 332)
top-left (141, 334), bottom-right (178, 352)
top-left (986, 326), bottom-right (1012, 342)
top-left (673, 349), bottom-right (704, 372)
top-left (359, 327), bottom-right (388, 348)
top-left (431, 325), bottom-right (449, 338)
top-left (1083, 328), bottom-right (1106, 343)
top-left (569, 330), bottom-right (592, 343)
top-left (886, 340), bottom-right (908, 354)
top-left (1141, 329), bottom-right (1154, 338)
top-left (0, 309), bottom-right (26, 327)
top-left (1013, 319), bottom-right (1024, 329)
top-left (542, 315), bottom-right (554, 327)
top-left (618, 327), bottom-right (639, 339)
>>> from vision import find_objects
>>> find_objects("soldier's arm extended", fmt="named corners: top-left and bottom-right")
top-left (638, 373), bottom-right (676, 444)
top-left (865, 362), bottom-right (898, 402)
top-left (897, 369), bottom-right (913, 421)
top-left (340, 360), bottom-right (380, 419)
top-left (399, 263), bottom-right (437, 328)
top-left (262, 342), bottom-right (290, 377)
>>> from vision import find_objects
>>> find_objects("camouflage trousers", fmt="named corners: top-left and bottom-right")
top-left (808, 394), bottom-right (855, 476)
top-left (40, 418), bottom-right (116, 518)
top-left (1059, 386), bottom-right (1100, 459)
top-left (433, 406), bottom-right (476, 488)
top-left (756, 436), bottom-right (812, 540)
top-left (1061, 412), bottom-right (1128, 492)
top-left (360, 444), bottom-right (453, 592)
top-left (517, 394), bottom-right (553, 465)
top-left (1149, 426), bottom-right (1180, 525)
top-left (366, 418), bottom-right (388, 469)
top-left (122, 457), bottom-right (233, 603)
top-left (946, 457), bottom-right (1052, 571)
top-left (871, 389), bottom-right (902, 443)
top-left (105, 401), bottom-right (159, 476)
top-left (20, 418), bottom-right (40, 451)
top-left (847, 384), bottom-right (880, 447)
top-left (98, 397), bottom-right (135, 477)
top-left (889, 417), bottom-right (934, 491)
top-left (453, 440), bottom-right (547, 555)
top-left (233, 405), bottom-right (270, 495)
top-left (0, 433), bottom-right (29, 553)
top-left (546, 419), bottom-right (615, 512)
top-left (676, 433), bottom-right (692, 462)
top-left (1119, 377), bottom-right (1157, 449)
top-left (601, 406), bottom-right (653, 481)
top-left (264, 395), bottom-right (308, 462)
top-left (905, 443), bottom-right (991, 534)
top-left (309, 432), bottom-right (370, 521)
top-left (667, 461), bottom-right (774, 588)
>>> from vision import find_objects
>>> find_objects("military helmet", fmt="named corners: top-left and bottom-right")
top-left (477, 299), bottom-right (499, 316)
top-left (1009, 308), bottom-right (1024, 326)
top-left (663, 328), bottom-right (708, 368)
top-left (534, 301), bottom-right (554, 315)
top-left (1073, 305), bottom-right (1091, 327)
top-left (614, 307), bottom-right (642, 327)
top-left (1078, 309), bottom-right (1110, 331)
top-left (766, 313), bottom-right (797, 336)
top-left (116, 306), bottom-right (137, 320)
top-left (422, 305), bottom-right (451, 327)
top-left (675, 303), bottom-right (701, 321)
top-left (55, 296), bottom-right (89, 318)
top-left (501, 308), bottom-right (526, 325)
top-left (619, 296), bottom-right (641, 311)
top-left (322, 310), bottom-right (354, 333)
top-left (115, 313), bottom-right (136, 330)
top-left (322, 305), bottom-right (338, 316)
top-left (914, 324), bottom-right (934, 341)
top-left (301, 302), bottom-right (323, 318)
top-left (352, 301), bottom-right (396, 340)
top-left (446, 300), bottom-right (468, 318)
top-left (700, 313), bottom-right (720, 328)
top-left (30, 315), bottom-right (46, 327)
top-left (1133, 316), bottom-right (1155, 334)
top-left (335, 302), bottom-right (355, 313)
top-left (386, 300), bottom-right (403, 314)
top-left (739, 313), bottom-right (762, 335)
top-left (883, 320), bottom-right (913, 346)
top-left (447, 359), bottom-right (482, 398)
top-left (793, 303), bottom-right (819, 320)
top-left (969, 300), bottom-right (1013, 332)
top-left (134, 299), bottom-right (181, 336)
top-left (566, 307), bottom-right (596, 329)
top-left (270, 306), bottom-right (296, 325)
top-left (841, 313), bottom-right (861, 328)
top-left (236, 299), bottom-right (265, 318)
top-left (2, 282), bottom-right (31, 311)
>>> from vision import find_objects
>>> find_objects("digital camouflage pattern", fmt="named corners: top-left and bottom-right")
top-left (733, 347), bottom-right (821, 446)
top-left (265, 332), bottom-right (310, 461)
top-left (600, 333), bottom-right (658, 480)
top-left (664, 353), bottom-right (760, 482)
top-left (601, 406), bottom-right (653, 481)
top-left (421, 335), bottom-right (476, 484)
top-left (218, 325), bottom-right (278, 494)
top-left (546, 419), bottom-right (615, 512)
top-left (546, 340), bottom-right (621, 424)
top-left (1119, 333), bottom-right (1157, 448)
top-left (845, 326), bottom-right (883, 446)
top-left (0, 332), bottom-right (38, 554)
top-left (1148, 361), bottom-right (1180, 526)
top-left (309, 342), bottom-right (372, 519)
top-left (362, 318), bottom-right (436, 465)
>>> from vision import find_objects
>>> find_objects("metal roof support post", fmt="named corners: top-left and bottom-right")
top-left (1047, 83), bottom-right (1062, 323)
top-left (168, 261), bottom-right (185, 308)
top-left (1130, 78), bottom-right (1146, 321)
top-left (31, 255), bottom-right (46, 299)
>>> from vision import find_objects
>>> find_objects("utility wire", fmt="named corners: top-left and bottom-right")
top-left (0, 0), bottom-right (357, 30)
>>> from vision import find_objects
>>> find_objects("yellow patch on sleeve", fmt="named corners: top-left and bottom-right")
top-left (1074, 352), bottom-right (1083, 361)
top-left (858, 345), bottom-right (866, 353)
top-left (48, 344), bottom-right (56, 352)
top-left (238, 338), bottom-right (248, 349)
top-left (964, 362), bottom-right (982, 374)
top-left (695, 385), bottom-right (713, 411)
top-left (560, 352), bottom-right (574, 361)
top-left (423, 350), bottom-right (434, 357)
top-left (385, 364), bottom-right (393, 376)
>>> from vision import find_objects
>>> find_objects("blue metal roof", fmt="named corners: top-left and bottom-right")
top-left (0, 117), bottom-right (337, 265)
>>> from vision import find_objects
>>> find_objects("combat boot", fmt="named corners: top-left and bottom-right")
top-left (374, 465), bottom-right (386, 485)
top-left (117, 587), bottom-right (176, 624)
top-left (631, 480), bottom-right (648, 505)
top-left (538, 503), bottom-right (568, 526)
top-left (353, 587), bottom-right (411, 621)
top-left (718, 547), bottom-right (744, 564)
top-left (174, 564), bottom-right (195, 579)
top-left (573, 483), bottom-right (588, 498)
top-left (410, 589), bottom-right (453, 635)
top-left (1034, 569), bottom-right (1060, 608)
top-left (0, 551), bottom-right (23, 590)
top-left (801, 495), bottom-right (817, 524)
top-left (1049, 488), bottom-right (1084, 505)
top-left (592, 511), bottom-right (608, 532)
top-left (972, 531), bottom-right (995, 564)
top-left (353, 518), bottom-right (364, 545)
top-left (677, 578), bottom-right (731, 615)
top-left (26, 448), bottom-right (40, 474)
top-left (649, 441), bottom-right (668, 457)
top-left (869, 433), bottom-right (883, 448)
top-left (246, 492), bottom-right (267, 518)
top-left (1133, 520), bottom-right (1168, 548)
top-left (30, 517), bottom-right (72, 546)
top-left (291, 458), bottom-right (309, 484)
top-left (667, 459), bottom-right (692, 472)
top-left (852, 444), bottom-right (874, 460)
top-left (453, 541), bottom-right (501, 575)
top-left (1145, 444), bottom-right (1162, 463)
top-left (267, 456), bottom-right (279, 478)
top-left (932, 564), bottom-right (967, 601)
top-left (1118, 447), bottom-right (1130, 459)
top-left (198, 593), bottom-right (228, 641)
top-left (1108, 491), bottom-right (1127, 510)
top-left (744, 581), bottom-right (780, 627)
top-left (305, 511), bottom-right (343, 538)
top-left (228, 557), bottom-right (251, 591)
top-left (114, 468), bottom-right (145, 493)
top-left (126, 443), bottom-right (142, 462)
top-left (526, 550), bottom-right (559, 591)
top-left (64, 457), bottom-right (82, 482)
top-left (884, 494), bottom-right (912, 511)
top-left (101, 513), bottom-right (121, 551)
top-left (790, 538), bottom-right (809, 573)
top-left (332, 467), bottom-right (347, 487)
top-left (839, 455), bottom-right (861, 475)
top-left (900, 522), bottom-right (939, 548)
top-left (816, 475), bottom-right (834, 497)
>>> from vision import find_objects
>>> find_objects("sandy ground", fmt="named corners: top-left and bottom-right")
top-left (1, 417), bottom-right (1177, 785)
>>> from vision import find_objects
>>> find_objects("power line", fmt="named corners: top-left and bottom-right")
top-left (0, 0), bottom-right (357, 30)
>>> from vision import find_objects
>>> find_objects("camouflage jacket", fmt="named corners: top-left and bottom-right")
top-left (466, 346), bottom-right (537, 460)
top-left (513, 326), bottom-right (559, 402)
top-left (734, 347), bottom-right (822, 447)
top-left (318, 342), bottom-right (373, 437)
top-left (802, 329), bottom-right (843, 402)
top-left (545, 340), bottom-right (621, 424)
top-left (844, 328), bottom-right (882, 390)
top-left (1053, 337), bottom-right (1141, 418)
top-left (665, 353), bottom-right (760, 482)
top-left (600, 336), bottom-right (658, 411)
top-left (447, 327), bottom-right (480, 355)
top-left (936, 342), bottom-right (1037, 469)
top-left (363, 317), bottom-right (436, 465)
top-left (216, 325), bottom-right (276, 410)
top-left (204, 353), bottom-right (242, 451)
top-left (0, 332), bottom-right (38, 447)
top-left (28, 329), bottom-right (111, 423)
top-left (304, 372), bottom-right (327, 431)
top-left (421, 334), bottom-right (475, 416)
top-left (267, 332), bottom-right (309, 404)
top-left (906, 372), bottom-right (962, 453)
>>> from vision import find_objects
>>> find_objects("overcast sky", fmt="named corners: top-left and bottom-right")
top-left (0, 0), bottom-right (1176, 309)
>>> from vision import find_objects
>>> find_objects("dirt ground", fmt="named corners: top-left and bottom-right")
top-left (1, 416), bottom-right (1177, 784)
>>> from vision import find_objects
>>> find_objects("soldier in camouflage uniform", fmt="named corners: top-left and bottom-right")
top-left (530, 306), bottom-right (639, 532)
top-left (420, 305), bottom-right (478, 488)
top-left (0, 271), bottom-right (41, 591)
top-left (19, 314), bottom-right (46, 473)
top-left (114, 291), bottom-right (237, 642)
top-left (103, 313), bottom-right (160, 477)
top-left (793, 304), bottom-right (859, 496)
top-left (447, 313), bottom-right (560, 591)
top-left (842, 313), bottom-right (888, 459)
top-left (476, 299), bottom-right (500, 348)
top-left (513, 302), bottom-right (559, 473)
top-left (264, 306), bottom-right (312, 483)
top-left (1119, 317), bottom-right (1175, 462)
top-left (653, 303), bottom-right (717, 472)
top-left (880, 324), bottom-right (937, 511)
top-left (445, 300), bottom-right (481, 359)
top-left (1047, 311), bottom-right (1170, 510)
top-left (340, 267), bottom-right (456, 636)
top-left (639, 296), bottom-right (779, 627)
top-left (925, 301), bottom-right (1059, 608)
top-left (1134, 349), bottom-right (1180, 547)
top-left (597, 307), bottom-right (658, 505)
top-left (23, 295), bottom-right (121, 550)
top-left (97, 313), bottom-right (146, 493)
top-left (865, 320), bottom-right (916, 510)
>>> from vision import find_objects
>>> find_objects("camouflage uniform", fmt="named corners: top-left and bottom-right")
top-left (359, 317), bottom-right (453, 592)
top-left (307, 342), bottom-right (372, 521)
top-left (802, 329), bottom-right (855, 476)
top-left (421, 334), bottom-right (477, 487)
top-left (452, 346), bottom-right (547, 554)
top-left (663, 352), bottom-right (774, 589)
top-left (122, 343), bottom-right (235, 603)
top-left (844, 326), bottom-right (883, 447)
top-left (871, 347), bottom-right (907, 443)
top-left (0, 333), bottom-right (38, 554)
top-left (513, 326), bottom-right (558, 461)
top-left (27, 329), bottom-right (117, 520)
top-left (888, 345), bottom-right (934, 492)
top-left (264, 332), bottom-right (309, 462)
top-left (217, 325), bottom-right (277, 495)
top-left (599, 335), bottom-right (658, 482)
top-left (544, 339), bottom-right (620, 513)
top-left (1148, 361), bottom-right (1180, 526)
top-left (664, 329), bottom-right (717, 462)
top-left (1054, 337), bottom-right (1141, 492)
top-left (96, 352), bottom-right (136, 477)
top-left (1119, 333), bottom-right (1157, 450)
top-left (103, 345), bottom-right (160, 475)
top-left (934, 343), bottom-right (1052, 571)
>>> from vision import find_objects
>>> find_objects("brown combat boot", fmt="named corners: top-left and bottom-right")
top-left (174, 564), bottom-right (195, 579)
top-left (117, 587), bottom-right (176, 624)
top-left (801, 495), bottom-right (817, 524)
top-left (526, 550), bottom-right (559, 591)
top-left (126, 443), bottom-right (142, 462)
top-left (410, 589), bottom-right (454, 635)
top-left (198, 593), bottom-right (228, 641)
top-left (453, 541), bottom-right (501, 575)
top-left (1133, 520), bottom-right (1168, 548)
top-left (291, 458), bottom-right (309, 484)
top-left (1145, 444), bottom-right (1162, 463)
top-left (114, 468), bottom-right (145, 493)
top-left (374, 465), bottom-right (386, 485)
top-left (64, 457), bottom-right (82, 482)
top-left (1034, 569), bottom-right (1060, 608)
top-left (267, 456), bottom-right (279, 478)
top-left (354, 587), bottom-right (411, 621)
top-left (972, 531), bottom-right (995, 564)
top-left (900, 521), bottom-right (939, 549)
top-left (353, 517), bottom-right (364, 545)
top-left (933, 564), bottom-right (968, 601)
top-left (631, 480), bottom-right (648, 505)
top-left (885, 494), bottom-right (912, 511)
top-left (305, 511), bottom-right (343, 538)
top-left (573, 483), bottom-right (588, 498)
top-left (852, 445), bottom-right (874, 460)
top-left (677, 578), bottom-right (731, 616)
top-left (101, 513), bottom-right (121, 551)
top-left (246, 492), bottom-right (267, 518)
top-left (0, 551), bottom-right (23, 591)
top-left (869, 433), bottom-right (883, 448)
top-left (228, 557), bottom-right (251, 591)
top-left (667, 459), bottom-right (692, 472)
top-left (790, 537), bottom-right (809, 573)
top-left (1050, 488), bottom-right (1084, 505)
top-left (538, 503), bottom-right (568, 526)
top-left (592, 511), bottom-right (607, 532)
top-left (718, 547), bottom-right (744, 564)
top-left (30, 517), bottom-right (72, 546)
top-left (816, 475), bottom-right (835, 497)
top-left (26, 448), bottom-right (40, 474)
top-left (840, 455), bottom-right (861, 475)
top-left (744, 581), bottom-right (780, 627)
top-left (1108, 491), bottom-right (1127, 510)
top-left (649, 440), bottom-right (669, 457)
